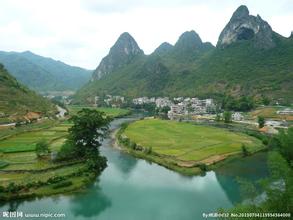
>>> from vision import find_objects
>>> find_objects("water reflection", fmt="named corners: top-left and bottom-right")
top-left (215, 152), bottom-right (268, 204)
top-left (70, 184), bottom-right (111, 218)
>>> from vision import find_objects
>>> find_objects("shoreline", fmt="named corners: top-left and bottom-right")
top-left (112, 120), bottom-right (267, 176)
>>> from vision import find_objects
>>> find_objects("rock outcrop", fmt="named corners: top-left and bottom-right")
top-left (217, 5), bottom-right (275, 49)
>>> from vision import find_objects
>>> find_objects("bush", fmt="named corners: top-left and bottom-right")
top-left (36, 139), bottom-right (50, 158)
top-left (144, 147), bottom-right (152, 154)
top-left (57, 139), bottom-right (75, 160)
top-left (129, 141), bottom-right (137, 150)
top-left (258, 116), bottom-right (265, 128)
top-left (52, 181), bottom-right (73, 189)
top-left (241, 144), bottom-right (249, 157)
top-left (198, 163), bottom-right (208, 172)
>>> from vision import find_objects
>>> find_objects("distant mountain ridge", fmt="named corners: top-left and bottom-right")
top-left (74, 5), bottom-right (293, 104)
top-left (0, 51), bottom-right (92, 92)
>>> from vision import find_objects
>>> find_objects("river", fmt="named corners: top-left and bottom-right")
top-left (0, 117), bottom-right (269, 220)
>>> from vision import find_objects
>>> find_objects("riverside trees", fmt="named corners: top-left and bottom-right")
top-left (58, 109), bottom-right (111, 174)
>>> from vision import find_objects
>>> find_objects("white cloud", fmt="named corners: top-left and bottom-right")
top-left (0, 0), bottom-right (292, 69)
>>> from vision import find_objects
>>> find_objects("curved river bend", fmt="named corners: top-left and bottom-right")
top-left (0, 117), bottom-right (268, 220)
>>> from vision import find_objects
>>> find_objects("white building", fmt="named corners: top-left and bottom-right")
top-left (232, 112), bottom-right (244, 121)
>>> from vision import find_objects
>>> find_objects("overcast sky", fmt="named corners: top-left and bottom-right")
top-left (0, 0), bottom-right (292, 69)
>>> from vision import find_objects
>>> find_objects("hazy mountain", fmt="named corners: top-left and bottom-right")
top-left (74, 5), bottom-right (293, 104)
top-left (0, 64), bottom-right (56, 118)
top-left (0, 51), bottom-right (92, 92)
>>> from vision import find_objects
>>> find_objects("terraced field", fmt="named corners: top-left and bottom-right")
top-left (123, 119), bottom-right (264, 164)
top-left (0, 122), bottom-right (91, 199)
top-left (68, 106), bottom-right (130, 117)
top-left (0, 123), bottom-right (70, 170)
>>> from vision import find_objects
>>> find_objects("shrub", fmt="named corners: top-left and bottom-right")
top-left (198, 163), bottom-right (208, 172)
top-left (52, 181), bottom-right (73, 189)
top-left (241, 144), bottom-right (249, 157)
top-left (144, 147), bottom-right (152, 154)
top-left (36, 139), bottom-right (50, 158)
top-left (129, 141), bottom-right (137, 150)
top-left (258, 116), bottom-right (265, 128)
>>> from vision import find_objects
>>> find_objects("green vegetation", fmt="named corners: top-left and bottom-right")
top-left (68, 105), bottom-right (130, 118)
top-left (221, 96), bottom-right (255, 112)
top-left (74, 33), bottom-right (293, 104)
top-left (249, 106), bottom-right (293, 121)
top-left (224, 128), bottom-right (293, 218)
top-left (119, 119), bottom-right (264, 175)
top-left (35, 140), bottom-right (50, 158)
top-left (0, 109), bottom-right (111, 201)
top-left (58, 109), bottom-right (110, 173)
top-left (257, 116), bottom-right (265, 128)
top-left (0, 125), bottom-right (68, 153)
top-left (0, 51), bottom-right (91, 92)
top-left (0, 64), bottom-right (56, 120)
top-left (223, 111), bottom-right (232, 123)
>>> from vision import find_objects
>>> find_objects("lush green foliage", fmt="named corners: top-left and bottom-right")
top-left (74, 35), bottom-right (293, 103)
top-left (59, 109), bottom-right (111, 173)
top-left (222, 96), bottom-right (255, 111)
top-left (225, 127), bottom-right (293, 218)
top-left (0, 51), bottom-right (92, 92)
top-left (223, 111), bottom-right (232, 123)
top-left (272, 127), bottom-right (293, 163)
top-left (258, 116), bottom-right (265, 128)
top-left (35, 139), bottom-right (50, 158)
top-left (0, 121), bottom-right (99, 200)
top-left (0, 64), bottom-right (56, 118)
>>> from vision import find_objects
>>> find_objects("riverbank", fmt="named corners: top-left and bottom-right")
top-left (0, 107), bottom-right (131, 201)
top-left (0, 121), bottom-right (97, 201)
top-left (115, 118), bottom-right (267, 176)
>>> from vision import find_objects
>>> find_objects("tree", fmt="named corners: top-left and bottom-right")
top-left (59, 109), bottom-right (111, 173)
top-left (223, 111), bottom-right (232, 123)
top-left (241, 144), bottom-right (249, 156)
top-left (36, 139), bottom-right (49, 158)
top-left (224, 152), bottom-right (293, 217)
top-left (258, 116), bottom-right (265, 128)
top-left (67, 109), bottom-right (111, 156)
top-left (161, 106), bottom-right (171, 114)
top-left (215, 113), bottom-right (221, 122)
top-left (276, 127), bottom-right (293, 163)
top-left (261, 96), bottom-right (271, 106)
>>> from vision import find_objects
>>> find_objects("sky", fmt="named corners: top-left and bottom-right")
top-left (0, 0), bottom-right (292, 69)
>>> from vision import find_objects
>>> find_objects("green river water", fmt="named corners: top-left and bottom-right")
top-left (0, 117), bottom-right (269, 220)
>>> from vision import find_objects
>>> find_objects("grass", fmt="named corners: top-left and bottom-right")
top-left (0, 124), bottom-right (70, 153)
top-left (123, 119), bottom-right (264, 166)
top-left (67, 105), bottom-right (130, 118)
top-left (0, 122), bottom-right (91, 200)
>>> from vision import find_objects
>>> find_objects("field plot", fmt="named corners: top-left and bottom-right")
top-left (68, 106), bottom-right (130, 118)
top-left (124, 119), bottom-right (263, 163)
top-left (0, 122), bottom-right (91, 199)
top-left (248, 106), bottom-right (293, 121)
top-left (0, 124), bottom-right (70, 153)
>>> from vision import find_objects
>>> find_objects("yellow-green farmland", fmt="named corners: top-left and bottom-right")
top-left (122, 119), bottom-right (264, 173)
